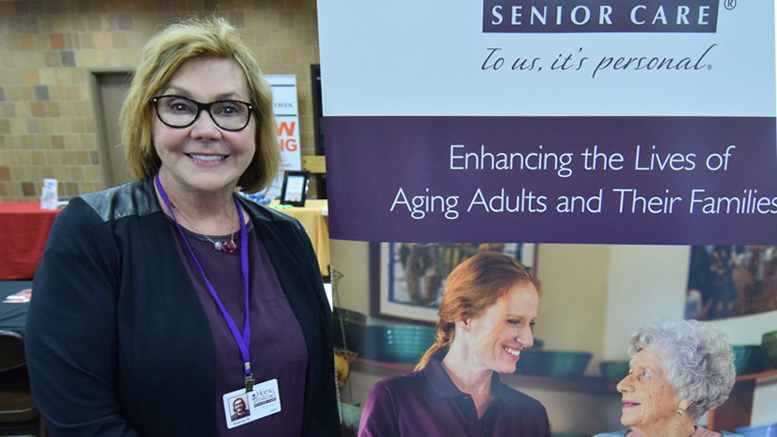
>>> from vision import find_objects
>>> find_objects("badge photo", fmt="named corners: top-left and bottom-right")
top-left (223, 378), bottom-right (281, 429)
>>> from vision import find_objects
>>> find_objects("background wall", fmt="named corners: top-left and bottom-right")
top-left (0, 0), bottom-right (319, 200)
top-left (534, 244), bottom-right (610, 373)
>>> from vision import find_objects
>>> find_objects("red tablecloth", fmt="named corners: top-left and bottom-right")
top-left (0, 202), bottom-right (62, 280)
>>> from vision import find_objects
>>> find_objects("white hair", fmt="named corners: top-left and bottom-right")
top-left (628, 319), bottom-right (736, 422)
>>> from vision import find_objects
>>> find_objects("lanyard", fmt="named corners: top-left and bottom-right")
top-left (155, 174), bottom-right (255, 392)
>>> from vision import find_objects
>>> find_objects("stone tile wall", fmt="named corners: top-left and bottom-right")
top-left (0, 0), bottom-right (320, 200)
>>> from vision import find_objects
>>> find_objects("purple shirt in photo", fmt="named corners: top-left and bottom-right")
top-left (359, 354), bottom-right (551, 437)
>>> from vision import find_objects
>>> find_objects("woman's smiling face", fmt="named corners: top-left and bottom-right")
top-left (465, 281), bottom-right (538, 374)
top-left (617, 347), bottom-right (684, 430)
top-left (152, 56), bottom-right (256, 199)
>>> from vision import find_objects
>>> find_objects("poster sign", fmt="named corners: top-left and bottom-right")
top-left (318, 0), bottom-right (776, 245)
top-left (265, 75), bottom-right (301, 199)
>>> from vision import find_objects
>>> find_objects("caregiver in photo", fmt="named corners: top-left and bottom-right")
top-left (25, 17), bottom-right (338, 437)
top-left (359, 251), bottom-right (551, 437)
top-left (594, 319), bottom-right (744, 437)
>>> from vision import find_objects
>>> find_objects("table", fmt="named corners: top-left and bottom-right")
top-left (271, 199), bottom-right (330, 275)
top-left (0, 199), bottom-right (329, 279)
top-left (0, 280), bottom-right (32, 335)
top-left (0, 202), bottom-right (62, 280)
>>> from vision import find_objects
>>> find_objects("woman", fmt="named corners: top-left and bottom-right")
top-left (26, 17), bottom-right (338, 437)
top-left (359, 252), bottom-right (551, 437)
top-left (594, 319), bottom-right (743, 437)
top-left (230, 397), bottom-right (250, 422)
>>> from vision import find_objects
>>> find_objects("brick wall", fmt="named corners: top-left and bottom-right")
top-left (0, 0), bottom-right (320, 200)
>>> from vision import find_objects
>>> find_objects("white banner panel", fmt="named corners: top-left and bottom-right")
top-left (319, 1), bottom-right (774, 117)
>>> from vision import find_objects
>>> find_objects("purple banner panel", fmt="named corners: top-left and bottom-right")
top-left (325, 116), bottom-right (776, 245)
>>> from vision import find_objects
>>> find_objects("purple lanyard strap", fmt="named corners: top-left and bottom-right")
top-left (155, 174), bottom-right (255, 391)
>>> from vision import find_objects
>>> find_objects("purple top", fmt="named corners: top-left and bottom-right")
top-left (172, 222), bottom-right (308, 436)
top-left (359, 354), bottom-right (551, 437)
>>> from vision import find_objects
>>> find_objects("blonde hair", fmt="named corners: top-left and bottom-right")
top-left (120, 16), bottom-right (280, 192)
top-left (415, 251), bottom-right (540, 371)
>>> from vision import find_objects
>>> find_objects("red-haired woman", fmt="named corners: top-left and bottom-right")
top-left (359, 252), bottom-right (550, 437)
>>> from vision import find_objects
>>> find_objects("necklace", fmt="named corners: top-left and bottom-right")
top-left (172, 201), bottom-right (237, 253)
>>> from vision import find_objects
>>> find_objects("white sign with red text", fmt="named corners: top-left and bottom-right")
top-left (265, 74), bottom-right (301, 199)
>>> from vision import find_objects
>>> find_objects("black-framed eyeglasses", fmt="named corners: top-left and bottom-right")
top-left (151, 95), bottom-right (254, 131)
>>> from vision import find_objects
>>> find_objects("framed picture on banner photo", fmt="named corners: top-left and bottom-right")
top-left (685, 245), bottom-right (777, 322)
top-left (370, 243), bottom-right (537, 323)
top-left (280, 170), bottom-right (309, 207)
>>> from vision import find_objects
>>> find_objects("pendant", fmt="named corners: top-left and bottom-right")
top-left (215, 240), bottom-right (237, 254)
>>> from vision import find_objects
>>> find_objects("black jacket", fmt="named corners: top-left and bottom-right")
top-left (26, 179), bottom-right (338, 436)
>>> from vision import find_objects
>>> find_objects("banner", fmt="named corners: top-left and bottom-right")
top-left (265, 74), bottom-right (301, 199)
top-left (318, 0), bottom-right (776, 245)
top-left (319, 3), bottom-right (777, 433)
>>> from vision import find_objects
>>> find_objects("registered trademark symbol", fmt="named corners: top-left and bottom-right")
top-left (724, 0), bottom-right (737, 11)
top-left (707, 64), bottom-right (713, 70)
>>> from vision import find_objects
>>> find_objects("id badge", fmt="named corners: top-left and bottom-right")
top-left (223, 378), bottom-right (281, 429)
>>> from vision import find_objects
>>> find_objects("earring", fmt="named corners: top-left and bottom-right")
top-left (677, 408), bottom-right (685, 416)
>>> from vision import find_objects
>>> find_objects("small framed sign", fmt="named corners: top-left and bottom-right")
top-left (280, 170), bottom-right (310, 207)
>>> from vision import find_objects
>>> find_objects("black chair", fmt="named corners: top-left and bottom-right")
top-left (0, 330), bottom-right (45, 437)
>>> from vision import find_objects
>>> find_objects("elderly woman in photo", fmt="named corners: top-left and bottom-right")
top-left (594, 319), bottom-right (744, 437)
top-left (359, 252), bottom-right (550, 437)
top-left (26, 17), bottom-right (337, 436)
